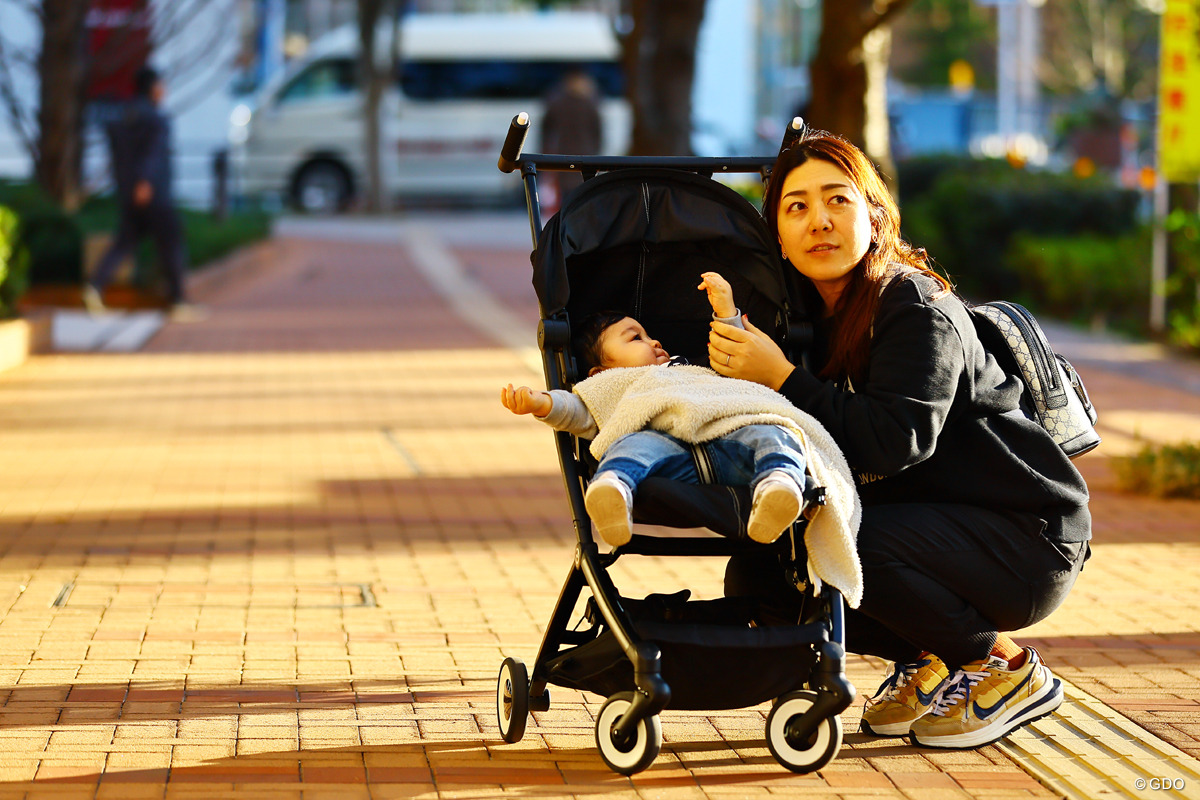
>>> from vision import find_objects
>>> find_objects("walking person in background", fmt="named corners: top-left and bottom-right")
top-left (539, 68), bottom-right (602, 216)
top-left (84, 66), bottom-right (204, 321)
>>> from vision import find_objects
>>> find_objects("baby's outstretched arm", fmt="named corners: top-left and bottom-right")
top-left (502, 383), bottom-right (598, 438)
top-left (501, 383), bottom-right (552, 417)
top-left (698, 271), bottom-right (737, 319)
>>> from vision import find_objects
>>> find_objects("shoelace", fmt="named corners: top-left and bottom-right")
top-left (870, 661), bottom-right (918, 703)
top-left (928, 666), bottom-right (990, 717)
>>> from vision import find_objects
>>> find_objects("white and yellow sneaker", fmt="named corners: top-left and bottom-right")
top-left (909, 647), bottom-right (1063, 749)
top-left (746, 471), bottom-right (804, 544)
top-left (860, 653), bottom-right (950, 737)
top-left (584, 473), bottom-right (634, 547)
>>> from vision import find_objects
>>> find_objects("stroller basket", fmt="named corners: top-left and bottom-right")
top-left (493, 113), bottom-right (855, 777)
top-left (546, 593), bottom-right (826, 710)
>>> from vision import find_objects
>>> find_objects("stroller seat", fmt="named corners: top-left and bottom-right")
top-left (492, 115), bottom-right (856, 776)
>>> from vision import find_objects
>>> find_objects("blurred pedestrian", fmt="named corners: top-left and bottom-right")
top-left (84, 66), bottom-right (204, 321)
top-left (540, 68), bottom-right (602, 216)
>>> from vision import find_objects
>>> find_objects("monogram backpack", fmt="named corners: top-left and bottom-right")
top-left (971, 301), bottom-right (1101, 459)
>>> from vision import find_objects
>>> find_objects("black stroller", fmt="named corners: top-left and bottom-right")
top-left (493, 115), bottom-right (855, 775)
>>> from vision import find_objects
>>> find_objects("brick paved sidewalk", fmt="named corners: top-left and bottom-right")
top-left (0, 216), bottom-right (1196, 799)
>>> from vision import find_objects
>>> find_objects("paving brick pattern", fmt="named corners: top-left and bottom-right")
top-left (0, 219), bottom-right (1196, 798)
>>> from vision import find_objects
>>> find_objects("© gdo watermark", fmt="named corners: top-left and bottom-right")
top-left (1134, 777), bottom-right (1187, 791)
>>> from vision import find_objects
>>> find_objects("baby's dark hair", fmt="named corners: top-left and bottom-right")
top-left (573, 311), bottom-right (628, 373)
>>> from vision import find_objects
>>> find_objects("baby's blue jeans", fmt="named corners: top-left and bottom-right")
top-left (596, 425), bottom-right (806, 495)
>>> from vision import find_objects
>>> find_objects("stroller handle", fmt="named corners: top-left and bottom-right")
top-left (780, 116), bottom-right (808, 153)
top-left (498, 112), bottom-right (530, 174)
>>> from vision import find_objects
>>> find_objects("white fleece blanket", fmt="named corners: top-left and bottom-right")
top-left (573, 365), bottom-right (864, 607)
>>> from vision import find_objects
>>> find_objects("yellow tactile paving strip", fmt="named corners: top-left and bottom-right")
top-left (1002, 683), bottom-right (1200, 799)
top-left (0, 226), bottom-right (1196, 798)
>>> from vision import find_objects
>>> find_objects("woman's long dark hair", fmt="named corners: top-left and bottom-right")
top-left (762, 130), bottom-right (950, 385)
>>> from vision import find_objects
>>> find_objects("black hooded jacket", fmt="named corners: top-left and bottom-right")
top-left (778, 272), bottom-right (1091, 544)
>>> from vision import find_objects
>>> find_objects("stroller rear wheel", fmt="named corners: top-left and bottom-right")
top-left (496, 657), bottom-right (529, 743)
top-left (766, 690), bottom-right (843, 773)
top-left (595, 692), bottom-right (662, 775)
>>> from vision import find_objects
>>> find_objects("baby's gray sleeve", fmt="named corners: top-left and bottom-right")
top-left (713, 308), bottom-right (745, 329)
top-left (537, 390), bottom-right (599, 439)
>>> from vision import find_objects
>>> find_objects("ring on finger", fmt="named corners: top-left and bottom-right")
top-left (725, 353), bottom-right (731, 366)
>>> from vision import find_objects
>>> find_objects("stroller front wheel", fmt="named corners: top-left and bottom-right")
top-left (496, 657), bottom-right (529, 743)
top-left (595, 692), bottom-right (662, 775)
top-left (766, 690), bottom-right (843, 773)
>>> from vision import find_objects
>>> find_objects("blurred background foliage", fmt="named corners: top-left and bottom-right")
top-left (893, 0), bottom-right (1161, 101)
top-left (892, 155), bottom-right (1200, 349)
top-left (0, 205), bottom-right (30, 318)
top-left (0, 180), bottom-right (272, 315)
top-left (1113, 441), bottom-right (1200, 499)
top-left (0, 0), bottom-right (1195, 348)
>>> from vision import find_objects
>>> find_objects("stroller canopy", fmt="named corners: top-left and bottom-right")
top-left (532, 168), bottom-right (796, 369)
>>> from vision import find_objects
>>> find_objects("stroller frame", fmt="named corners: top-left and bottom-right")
top-left (494, 115), bottom-right (855, 775)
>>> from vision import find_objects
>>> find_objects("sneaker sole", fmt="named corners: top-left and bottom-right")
top-left (860, 718), bottom-right (919, 737)
top-left (746, 485), bottom-right (801, 544)
top-left (909, 677), bottom-right (1064, 750)
top-left (584, 483), bottom-right (632, 547)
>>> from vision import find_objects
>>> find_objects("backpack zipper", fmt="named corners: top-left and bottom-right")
top-left (996, 301), bottom-right (1062, 404)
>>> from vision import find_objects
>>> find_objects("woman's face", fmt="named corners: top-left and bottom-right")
top-left (775, 158), bottom-right (873, 307)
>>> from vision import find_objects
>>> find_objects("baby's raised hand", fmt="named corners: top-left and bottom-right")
top-left (698, 271), bottom-right (737, 318)
top-left (500, 383), bottom-right (552, 417)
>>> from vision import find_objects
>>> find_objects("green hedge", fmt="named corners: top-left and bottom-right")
top-left (0, 181), bottom-right (273, 297)
top-left (0, 205), bottom-right (30, 318)
top-left (976, 219), bottom-right (1199, 349)
top-left (1112, 441), bottom-right (1200, 499)
top-left (896, 156), bottom-right (1141, 302)
top-left (890, 157), bottom-right (1200, 349)
top-left (1006, 207), bottom-right (1200, 347)
top-left (0, 182), bottom-right (82, 287)
top-left (181, 206), bottom-right (274, 269)
top-left (1006, 230), bottom-right (1151, 329)
top-left (74, 195), bottom-right (275, 280)
top-left (1163, 210), bottom-right (1200, 348)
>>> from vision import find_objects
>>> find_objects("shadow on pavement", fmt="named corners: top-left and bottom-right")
top-left (0, 475), bottom-right (575, 559)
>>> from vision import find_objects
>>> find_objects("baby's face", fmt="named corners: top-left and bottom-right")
top-left (597, 317), bottom-right (671, 370)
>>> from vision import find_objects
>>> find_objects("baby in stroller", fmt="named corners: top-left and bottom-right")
top-left (493, 114), bottom-right (864, 777)
top-left (501, 272), bottom-right (808, 547)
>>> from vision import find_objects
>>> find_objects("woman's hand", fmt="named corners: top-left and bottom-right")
top-left (501, 383), bottom-right (552, 417)
top-left (708, 317), bottom-right (795, 390)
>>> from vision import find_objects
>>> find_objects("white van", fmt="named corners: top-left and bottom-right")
top-left (228, 12), bottom-right (630, 212)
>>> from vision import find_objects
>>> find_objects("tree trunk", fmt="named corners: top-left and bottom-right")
top-left (863, 25), bottom-right (896, 188)
top-left (35, 0), bottom-right (89, 211)
top-left (358, 0), bottom-right (387, 213)
top-left (808, 0), bottom-right (869, 149)
top-left (622, 0), bottom-right (706, 156)
top-left (807, 0), bottom-right (912, 185)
